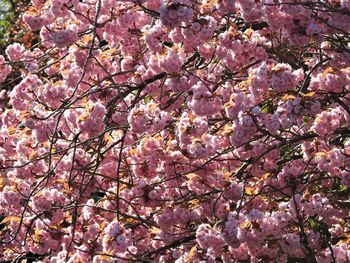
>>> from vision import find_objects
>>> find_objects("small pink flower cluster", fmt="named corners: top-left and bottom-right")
top-left (159, 0), bottom-right (193, 28)
top-left (49, 27), bottom-right (79, 48)
top-left (0, 55), bottom-right (11, 83)
top-left (78, 103), bottom-right (106, 136)
top-left (5, 43), bottom-right (26, 61)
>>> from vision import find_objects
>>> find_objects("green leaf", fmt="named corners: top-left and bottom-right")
top-left (307, 217), bottom-right (319, 230)
top-left (261, 99), bottom-right (274, 113)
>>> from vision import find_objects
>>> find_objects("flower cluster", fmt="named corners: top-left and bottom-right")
top-left (159, 0), bottom-right (193, 28)
top-left (0, 56), bottom-right (11, 83)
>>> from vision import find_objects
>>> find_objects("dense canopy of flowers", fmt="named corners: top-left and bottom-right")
top-left (0, 0), bottom-right (350, 262)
